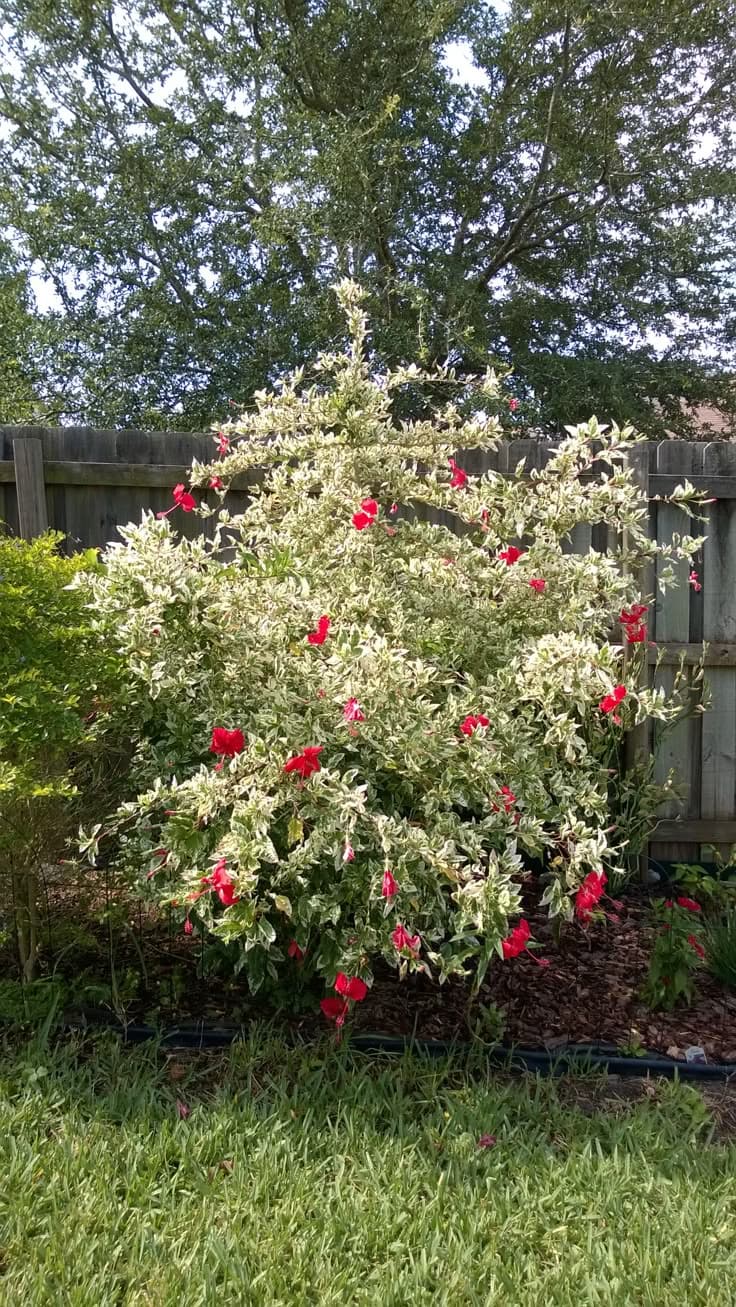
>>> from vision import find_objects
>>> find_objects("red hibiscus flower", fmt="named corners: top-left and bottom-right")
top-left (460, 713), bottom-right (490, 736)
top-left (210, 727), bottom-right (245, 757)
top-left (448, 457), bottom-right (468, 489)
top-left (209, 476), bottom-right (224, 490)
top-left (392, 923), bottom-right (421, 956)
top-left (499, 785), bottom-right (517, 812)
top-left (677, 896), bottom-right (701, 913)
top-left (216, 431), bottom-right (230, 456)
top-left (343, 698), bottom-right (365, 723)
top-left (288, 940), bottom-right (305, 961)
top-left (689, 570), bottom-right (702, 592)
top-left (381, 869), bottom-right (399, 898)
top-left (320, 996), bottom-right (349, 1026)
top-left (335, 973), bottom-right (368, 1001)
top-left (202, 858), bottom-right (240, 907)
top-left (307, 615), bottom-right (331, 645)
top-left (352, 510), bottom-right (374, 530)
top-left (599, 685), bottom-right (627, 719)
top-left (184, 917), bottom-right (193, 936)
top-left (502, 918), bottom-right (531, 959)
top-left (529, 578), bottom-right (546, 592)
top-left (499, 545), bottom-right (524, 566)
top-left (575, 870), bottom-right (607, 923)
top-left (284, 745), bottom-right (323, 778)
top-left (508, 397), bottom-right (519, 412)
top-left (625, 623), bottom-right (647, 643)
top-left (688, 933), bottom-right (706, 959)
top-left (157, 483), bottom-right (197, 518)
top-left (620, 603), bottom-right (647, 626)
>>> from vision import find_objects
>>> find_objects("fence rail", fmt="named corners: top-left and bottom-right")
top-left (3, 424), bottom-right (736, 863)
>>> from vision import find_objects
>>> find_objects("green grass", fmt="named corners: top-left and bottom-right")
top-left (0, 1031), bottom-right (735, 1305)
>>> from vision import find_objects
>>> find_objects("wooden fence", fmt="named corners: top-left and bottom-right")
top-left (2, 424), bottom-right (736, 863)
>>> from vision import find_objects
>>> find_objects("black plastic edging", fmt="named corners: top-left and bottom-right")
top-left (62, 1020), bottom-right (736, 1081)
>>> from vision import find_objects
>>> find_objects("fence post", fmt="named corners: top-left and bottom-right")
top-left (13, 437), bottom-right (48, 539)
top-left (623, 443), bottom-right (653, 881)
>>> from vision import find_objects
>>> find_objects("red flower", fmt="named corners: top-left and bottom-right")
top-left (625, 623), bottom-right (647, 643)
top-left (335, 973), bottom-right (368, 1001)
top-left (677, 896), bottom-right (701, 913)
top-left (184, 917), bottom-right (193, 936)
top-left (688, 933), bottom-right (706, 959)
top-left (499, 785), bottom-right (517, 812)
top-left (210, 727), bottom-right (245, 757)
top-left (499, 545), bottom-right (524, 566)
top-left (209, 476), bottom-right (224, 490)
top-left (529, 578), bottom-right (546, 593)
top-left (392, 923), bottom-right (421, 956)
top-left (664, 899), bottom-right (674, 909)
top-left (203, 857), bottom-right (240, 907)
top-left (501, 918), bottom-right (531, 959)
top-left (689, 570), bottom-right (702, 592)
top-left (343, 698), bottom-right (365, 723)
top-left (352, 509), bottom-right (375, 530)
top-left (508, 397), bottom-right (519, 413)
top-left (477, 1133), bottom-right (497, 1148)
top-left (287, 939), bottom-right (305, 961)
top-left (381, 869), bottom-right (399, 898)
top-left (216, 431), bottom-right (230, 456)
top-left (343, 841), bottom-right (355, 863)
top-left (284, 745), bottom-right (323, 778)
top-left (390, 502), bottom-right (398, 514)
top-left (448, 457), bottom-right (468, 489)
top-left (575, 870), bottom-right (607, 923)
top-left (157, 483), bottom-right (197, 518)
top-left (460, 713), bottom-right (490, 736)
top-left (307, 615), bottom-right (331, 645)
top-left (599, 685), bottom-right (627, 718)
top-left (320, 996), bottom-right (349, 1026)
top-left (620, 603), bottom-right (648, 626)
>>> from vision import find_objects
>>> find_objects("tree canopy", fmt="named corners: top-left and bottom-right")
top-left (0, 0), bottom-right (735, 433)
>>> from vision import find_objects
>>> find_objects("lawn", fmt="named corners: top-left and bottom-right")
top-left (1, 1032), bottom-right (735, 1305)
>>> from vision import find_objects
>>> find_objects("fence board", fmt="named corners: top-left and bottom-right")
top-left (701, 443), bottom-right (736, 858)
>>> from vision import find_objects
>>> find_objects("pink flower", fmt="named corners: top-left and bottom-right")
top-left (343, 698), bottom-right (365, 723)
top-left (284, 746), bottom-right (323, 778)
top-left (184, 917), bottom-right (193, 936)
top-left (478, 1133), bottom-right (497, 1148)
top-left (448, 457), bottom-right (468, 489)
top-left (575, 870), bottom-right (607, 924)
top-left (389, 502), bottom-right (398, 514)
top-left (381, 869), bottom-right (399, 898)
top-left (176, 1099), bottom-right (190, 1120)
top-left (343, 841), bottom-right (355, 863)
top-left (320, 996), bottom-right (349, 1026)
top-left (460, 713), bottom-right (490, 736)
top-left (392, 923), bottom-right (421, 956)
top-left (209, 476), bottom-right (224, 490)
top-left (210, 727), bottom-right (245, 757)
top-left (689, 570), bottom-right (702, 592)
top-left (352, 509), bottom-right (375, 531)
top-left (499, 545), bottom-right (524, 566)
top-left (677, 896), bottom-right (701, 913)
top-left (508, 397), bottom-right (519, 413)
top-left (216, 431), bottom-right (230, 456)
top-left (287, 939), bottom-right (305, 961)
top-left (688, 933), bottom-right (706, 959)
top-left (307, 615), bottom-right (331, 645)
top-left (529, 578), bottom-right (546, 593)
top-left (157, 483), bottom-right (197, 518)
top-left (203, 857), bottom-right (240, 907)
top-left (502, 918), bottom-right (531, 959)
top-left (335, 973), bottom-right (368, 1001)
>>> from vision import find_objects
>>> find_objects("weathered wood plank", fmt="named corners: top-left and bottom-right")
top-left (13, 438), bottom-right (48, 538)
top-left (652, 819), bottom-right (736, 844)
top-left (700, 444), bottom-right (736, 857)
top-left (647, 643), bottom-right (736, 666)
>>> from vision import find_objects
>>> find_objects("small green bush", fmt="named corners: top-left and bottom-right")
top-left (705, 910), bottom-right (736, 990)
top-left (0, 530), bottom-right (116, 979)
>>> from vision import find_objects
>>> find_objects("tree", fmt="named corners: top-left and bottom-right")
top-left (0, 0), bottom-right (735, 433)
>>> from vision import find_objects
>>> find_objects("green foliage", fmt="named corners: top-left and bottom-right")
top-left (84, 285), bottom-right (703, 998)
top-left (642, 899), bottom-right (706, 1010)
top-left (704, 910), bottom-right (736, 991)
top-left (671, 851), bottom-right (736, 913)
top-left (0, 2), bottom-right (735, 430)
